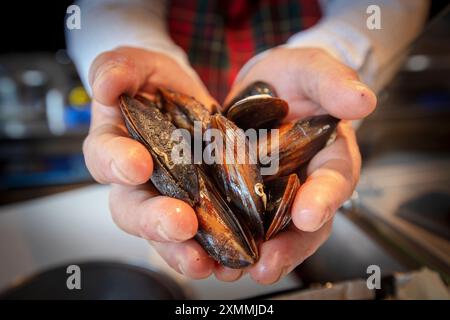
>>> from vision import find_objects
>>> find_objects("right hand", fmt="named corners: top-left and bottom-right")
top-left (84, 47), bottom-right (243, 281)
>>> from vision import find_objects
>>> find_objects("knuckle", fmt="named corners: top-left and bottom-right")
top-left (300, 224), bottom-right (319, 233)
top-left (329, 168), bottom-right (349, 186)
top-left (306, 48), bottom-right (328, 62)
top-left (92, 49), bottom-right (136, 77)
top-left (303, 244), bottom-right (317, 260)
top-left (311, 167), bottom-right (348, 188)
top-left (82, 133), bottom-right (93, 156)
top-left (352, 151), bottom-right (362, 188)
top-left (81, 135), bottom-right (96, 175)
top-left (82, 132), bottom-right (108, 184)
top-left (97, 49), bottom-right (131, 66)
top-left (108, 190), bottom-right (123, 227)
top-left (324, 204), bottom-right (336, 224)
top-left (320, 220), bottom-right (334, 243)
top-left (94, 50), bottom-right (119, 65)
top-left (137, 204), bottom-right (157, 240)
top-left (138, 217), bottom-right (153, 240)
top-left (341, 66), bottom-right (358, 80)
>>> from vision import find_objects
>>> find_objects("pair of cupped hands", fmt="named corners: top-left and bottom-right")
top-left (85, 46), bottom-right (376, 284)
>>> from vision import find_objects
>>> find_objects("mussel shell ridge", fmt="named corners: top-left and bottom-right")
top-left (264, 173), bottom-right (300, 240)
top-left (262, 115), bottom-right (339, 181)
top-left (195, 169), bottom-right (258, 268)
top-left (209, 114), bottom-right (266, 239)
top-left (119, 95), bottom-right (199, 206)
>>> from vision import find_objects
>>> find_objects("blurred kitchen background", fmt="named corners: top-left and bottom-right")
top-left (0, 1), bottom-right (448, 299)
top-left (0, 1), bottom-right (91, 203)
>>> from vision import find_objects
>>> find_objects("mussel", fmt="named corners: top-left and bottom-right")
top-left (208, 114), bottom-right (266, 239)
top-left (264, 173), bottom-right (300, 241)
top-left (157, 88), bottom-right (211, 133)
top-left (195, 168), bottom-right (258, 268)
top-left (258, 115), bottom-right (339, 181)
top-left (225, 82), bottom-right (288, 130)
top-left (225, 81), bottom-right (278, 107)
top-left (119, 83), bottom-right (340, 268)
top-left (119, 95), bottom-right (199, 206)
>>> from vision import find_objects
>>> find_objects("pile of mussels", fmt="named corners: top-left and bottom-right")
top-left (119, 82), bottom-right (339, 268)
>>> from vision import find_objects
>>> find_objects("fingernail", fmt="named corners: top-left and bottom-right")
top-left (347, 79), bottom-right (366, 87)
top-left (295, 208), bottom-right (322, 231)
top-left (275, 266), bottom-right (289, 282)
top-left (156, 222), bottom-right (172, 241)
top-left (347, 80), bottom-right (372, 94)
top-left (256, 263), bottom-right (289, 285)
top-left (156, 219), bottom-right (189, 242)
top-left (234, 270), bottom-right (244, 281)
top-left (93, 62), bottom-right (116, 87)
top-left (110, 160), bottom-right (134, 184)
top-left (222, 268), bottom-right (244, 282)
top-left (177, 262), bottom-right (186, 275)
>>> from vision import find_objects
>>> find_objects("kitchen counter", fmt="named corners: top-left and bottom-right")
top-left (0, 184), bottom-right (300, 299)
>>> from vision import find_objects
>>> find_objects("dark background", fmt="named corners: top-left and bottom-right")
top-left (0, 0), bottom-right (73, 53)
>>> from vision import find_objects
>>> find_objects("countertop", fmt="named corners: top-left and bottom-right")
top-left (0, 184), bottom-right (300, 299)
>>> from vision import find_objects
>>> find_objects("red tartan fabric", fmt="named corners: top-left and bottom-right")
top-left (168, 0), bottom-right (321, 103)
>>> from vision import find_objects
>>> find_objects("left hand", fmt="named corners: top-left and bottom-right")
top-left (221, 47), bottom-right (377, 284)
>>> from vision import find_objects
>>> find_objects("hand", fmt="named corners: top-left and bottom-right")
top-left (225, 47), bottom-right (377, 284)
top-left (84, 47), bottom-right (225, 279)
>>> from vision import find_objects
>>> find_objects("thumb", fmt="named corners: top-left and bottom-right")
top-left (89, 47), bottom-right (153, 106)
top-left (225, 48), bottom-right (377, 120)
top-left (294, 49), bottom-right (377, 120)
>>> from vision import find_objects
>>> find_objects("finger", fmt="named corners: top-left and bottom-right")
top-left (291, 121), bottom-right (361, 232)
top-left (89, 47), bottom-right (217, 109)
top-left (294, 49), bottom-right (377, 120)
top-left (151, 240), bottom-right (215, 279)
top-left (249, 220), bottom-right (333, 285)
top-left (82, 101), bottom-right (153, 185)
top-left (226, 48), bottom-right (377, 120)
top-left (213, 264), bottom-right (245, 282)
top-left (85, 48), bottom-right (217, 185)
top-left (89, 49), bottom-right (144, 106)
top-left (109, 184), bottom-right (198, 242)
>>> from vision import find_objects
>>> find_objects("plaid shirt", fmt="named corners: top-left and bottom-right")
top-left (168, 0), bottom-right (321, 103)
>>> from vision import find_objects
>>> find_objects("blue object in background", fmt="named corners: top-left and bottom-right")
top-left (64, 103), bottom-right (91, 129)
top-left (416, 91), bottom-right (450, 111)
top-left (0, 153), bottom-right (92, 189)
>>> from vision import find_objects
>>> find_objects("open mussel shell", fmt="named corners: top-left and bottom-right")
top-left (157, 88), bottom-right (211, 134)
top-left (224, 81), bottom-right (278, 111)
top-left (195, 168), bottom-right (258, 268)
top-left (208, 114), bottom-right (266, 239)
top-left (226, 95), bottom-right (288, 130)
top-left (261, 115), bottom-right (340, 181)
top-left (264, 173), bottom-right (300, 240)
top-left (224, 81), bottom-right (287, 130)
top-left (119, 95), bottom-right (199, 206)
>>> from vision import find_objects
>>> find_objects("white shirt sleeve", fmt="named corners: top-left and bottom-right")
top-left (237, 0), bottom-right (430, 93)
top-left (68, 0), bottom-right (430, 95)
top-left (66, 0), bottom-right (197, 92)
